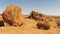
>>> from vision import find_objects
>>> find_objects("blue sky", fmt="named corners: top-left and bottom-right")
top-left (0, 0), bottom-right (60, 16)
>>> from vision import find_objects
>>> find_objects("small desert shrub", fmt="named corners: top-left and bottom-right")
top-left (56, 21), bottom-right (60, 28)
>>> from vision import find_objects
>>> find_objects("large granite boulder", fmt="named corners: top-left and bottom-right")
top-left (2, 5), bottom-right (25, 26)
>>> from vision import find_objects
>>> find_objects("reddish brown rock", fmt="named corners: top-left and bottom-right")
top-left (37, 18), bottom-right (50, 30)
top-left (37, 22), bottom-right (50, 30)
top-left (2, 5), bottom-right (25, 26)
top-left (29, 11), bottom-right (46, 20)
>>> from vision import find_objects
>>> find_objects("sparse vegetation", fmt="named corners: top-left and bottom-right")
top-left (56, 21), bottom-right (60, 28)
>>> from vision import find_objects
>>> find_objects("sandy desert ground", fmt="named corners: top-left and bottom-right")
top-left (0, 26), bottom-right (60, 34)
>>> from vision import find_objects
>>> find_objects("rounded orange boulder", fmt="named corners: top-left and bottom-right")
top-left (2, 5), bottom-right (25, 26)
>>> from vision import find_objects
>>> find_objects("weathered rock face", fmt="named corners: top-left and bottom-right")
top-left (2, 5), bottom-right (25, 26)
top-left (29, 11), bottom-right (46, 20)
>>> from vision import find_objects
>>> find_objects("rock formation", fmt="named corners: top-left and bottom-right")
top-left (29, 11), bottom-right (50, 30)
top-left (29, 11), bottom-right (46, 20)
top-left (2, 5), bottom-right (25, 26)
